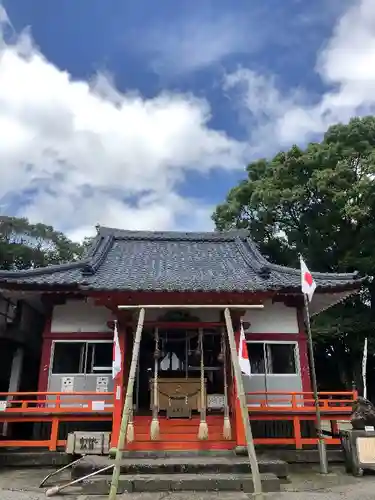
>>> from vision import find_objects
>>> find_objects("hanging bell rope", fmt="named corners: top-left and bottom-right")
top-left (150, 327), bottom-right (160, 441)
top-left (221, 327), bottom-right (231, 440)
top-left (198, 328), bottom-right (208, 440)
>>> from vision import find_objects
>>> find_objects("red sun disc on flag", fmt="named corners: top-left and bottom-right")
top-left (304, 271), bottom-right (313, 286)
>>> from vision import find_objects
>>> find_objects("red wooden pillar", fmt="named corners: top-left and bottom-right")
top-left (110, 323), bottom-right (127, 450)
top-left (37, 338), bottom-right (52, 393)
top-left (37, 317), bottom-right (53, 395)
top-left (297, 306), bottom-right (313, 408)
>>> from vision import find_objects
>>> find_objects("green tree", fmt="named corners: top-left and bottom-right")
top-left (0, 216), bottom-right (85, 271)
top-left (213, 116), bottom-right (375, 393)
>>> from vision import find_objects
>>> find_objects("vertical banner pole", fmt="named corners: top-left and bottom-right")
top-left (304, 294), bottom-right (328, 474)
top-left (362, 338), bottom-right (368, 399)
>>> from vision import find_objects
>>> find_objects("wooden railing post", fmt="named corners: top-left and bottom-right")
top-left (293, 416), bottom-right (302, 449)
top-left (49, 418), bottom-right (59, 451)
top-left (291, 394), bottom-right (297, 409)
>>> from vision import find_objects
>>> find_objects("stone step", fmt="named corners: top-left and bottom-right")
top-left (78, 472), bottom-right (280, 494)
top-left (72, 455), bottom-right (288, 480)
top-left (132, 425), bottom-right (225, 434)
top-left (120, 448), bottom-right (238, 458)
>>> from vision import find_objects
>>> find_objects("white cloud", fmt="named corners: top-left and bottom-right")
top-left (0, 11), bottom-right (245, 241)
top-left (134, 13), bottom-right (260, 77)
top-left (224, 0), bottom-right (375, 152)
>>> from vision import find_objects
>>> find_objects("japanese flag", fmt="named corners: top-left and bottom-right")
top-left (112, 321), bottom-right (122, 379)
top-left (300, 256), bottom-right (316, 302)
top-left (238, 320), bottom-right (251, 376)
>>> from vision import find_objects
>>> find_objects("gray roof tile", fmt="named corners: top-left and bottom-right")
top-left (0, 227), bottom-right (363, 293)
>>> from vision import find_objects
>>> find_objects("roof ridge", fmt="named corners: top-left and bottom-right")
top-left (234, 236), bottom-right (271, 277)
top-left (98, 227), bottom-right (250, 242)
top-left (85, 234), bottom-right (104, 258)
top-left (81, 235), bottom-right (114, 276)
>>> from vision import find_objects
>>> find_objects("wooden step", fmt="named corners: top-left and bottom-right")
top-left (130, 433), bottom-right (229, 442)
top-left (125, 441), bottom-right (237, 451)
top-left (134, 416), bottom-right (225, 425)
top-left (133, 422), bottom-right (225, 430)
top-left (132, 428), bottom-right (225, 436)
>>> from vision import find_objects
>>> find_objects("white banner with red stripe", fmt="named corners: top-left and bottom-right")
top-left (239, 320), bottom-right (251, 376)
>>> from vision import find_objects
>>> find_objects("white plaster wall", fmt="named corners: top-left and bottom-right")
top-left (242, 300), bottom-right (299, 334)
top-left (50, 301), bottom-right (298, 334)
top-left (50, 300), bottom-right (112, 332)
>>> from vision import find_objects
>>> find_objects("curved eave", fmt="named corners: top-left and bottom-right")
top-left (0, 260), bottom-right (88, 279)
top-left (309, 289), bottom-right (361, 316)
top-left (0, 275), bottom-right (364, 295)
top-left (277, 280), bottom-right (365, 295)
top-left (0, 282), bottom-right (80, 292)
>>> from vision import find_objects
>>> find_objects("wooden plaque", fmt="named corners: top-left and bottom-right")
top-left (167, 405), bottom-right (192, 419)
top-left (357, 437), bottom-right (375, 464)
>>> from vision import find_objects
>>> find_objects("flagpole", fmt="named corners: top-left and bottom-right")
top-left (303, 292), bottom-right (328, 474)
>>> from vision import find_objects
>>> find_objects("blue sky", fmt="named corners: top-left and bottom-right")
top-left (0, 0), bottom-right (373, 240)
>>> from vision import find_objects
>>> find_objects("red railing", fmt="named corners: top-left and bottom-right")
top-left (0, 392), bottom-right (114, 451)
top-left (0, 391), bottom-right (114, 412)
top-left (243, 391), bottom-right (356, 449)
top-left (246, 391), bottom-right (356, 411)
top-left (0, 390), bottom-right (357, 451)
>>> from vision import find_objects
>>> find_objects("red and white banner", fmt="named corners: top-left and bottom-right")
top-left (112, 320), bottom-right (122, 379)
top-left (238, 320), bottom-right (251, 376)
top-left (300, 256), bottom-right (316, 302)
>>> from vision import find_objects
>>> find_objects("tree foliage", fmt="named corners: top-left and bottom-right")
top-left (0, 216), bottom-right (84, 271)
top-left (213, 116), bottom-right (375, 393)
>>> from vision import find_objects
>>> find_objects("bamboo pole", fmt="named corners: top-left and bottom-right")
top-left (224, 308), bottom-right (263, 499)
top-left (108, 308), bottom-right (145, 500)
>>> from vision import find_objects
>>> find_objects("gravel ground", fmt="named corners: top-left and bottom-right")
top-left (1, 465), bottom-right (375, 499)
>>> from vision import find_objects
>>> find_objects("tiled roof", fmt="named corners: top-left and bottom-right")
top-left (0, 227), bottom-right (363, 293)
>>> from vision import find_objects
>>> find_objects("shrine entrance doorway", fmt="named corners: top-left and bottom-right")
top-left (133, 326), bottom-right (227, 417)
